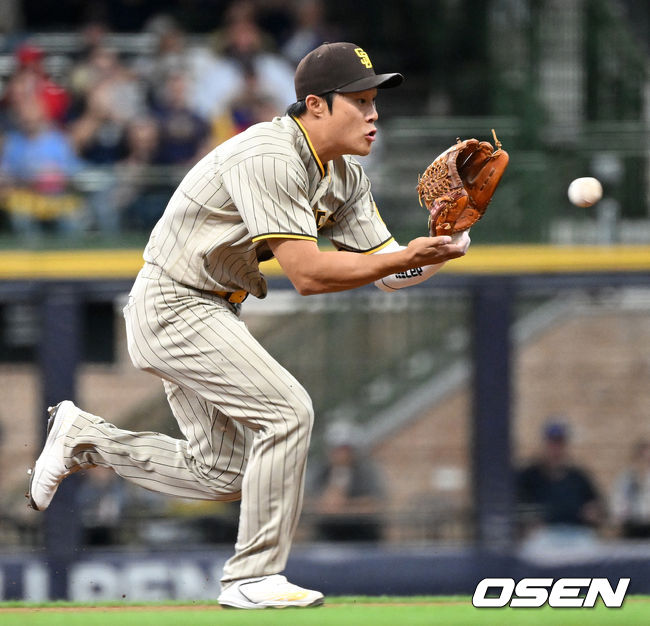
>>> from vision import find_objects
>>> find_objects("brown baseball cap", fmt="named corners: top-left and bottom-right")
top-left (294, 42), bottom-right (403, 100)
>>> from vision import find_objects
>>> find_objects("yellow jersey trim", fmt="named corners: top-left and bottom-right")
top-left (291, 116), bottom-right (327, 179)
top-left (363, 237), bottom-right (396, 255)
top-left (252, 233), bottom-right (318, 243)
top-left (373, 202), bottom-right (387, 227)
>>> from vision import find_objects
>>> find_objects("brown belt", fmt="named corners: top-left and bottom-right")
top-left (214, 290), bottom-right (248, 304)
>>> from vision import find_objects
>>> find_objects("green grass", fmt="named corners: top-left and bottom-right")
top-left (1, 596), bottom-right (649, 626)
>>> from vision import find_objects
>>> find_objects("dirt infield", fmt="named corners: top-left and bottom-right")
top-left (0, 600), bottom-right (462, 613)
top-left (2, 596), bottom-right (650, 612)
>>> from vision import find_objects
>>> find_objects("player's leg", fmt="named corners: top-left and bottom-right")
top-left (160, 376), bottom-right (321, 608)
top-left (124, 268), bottom-right (315, 583)
top-left (28, 272), bottom-right (253, 507)
top-left (30, 267), bottom-right (315, 590)
top-left (27, 394), bottom-right (247, 511)
top-left (161, 379), bottom-right (252, 496)
top-left (63, 392), bottom-right (249, 500)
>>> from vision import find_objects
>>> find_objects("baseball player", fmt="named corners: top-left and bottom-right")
top-left (28, 42), bottom-right (470, 609)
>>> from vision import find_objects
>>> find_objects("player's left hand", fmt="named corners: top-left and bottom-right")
top-left (417, 133), bottom-right (509, 236)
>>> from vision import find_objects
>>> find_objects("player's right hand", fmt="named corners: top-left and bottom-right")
top-left (404, 235), bottom-right (468, 267)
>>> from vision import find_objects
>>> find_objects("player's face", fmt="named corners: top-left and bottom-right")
top-left (328, 89), bottom-right (379, 156)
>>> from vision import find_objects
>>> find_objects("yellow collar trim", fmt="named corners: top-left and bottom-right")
top-left (291, 116), bottom-right (327, 178)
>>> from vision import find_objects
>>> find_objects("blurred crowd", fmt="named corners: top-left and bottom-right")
top-left (516, 418), bottom-right (650, 554)
top-left (0, 0), bottom-right (341, 238)
top-left (3, 402), bottom-right (649, 548)
top-left (31, 416), bottom-right (650, 548)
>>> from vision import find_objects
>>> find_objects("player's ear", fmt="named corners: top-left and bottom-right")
top-left (305, 94), bottom-right (329, 117)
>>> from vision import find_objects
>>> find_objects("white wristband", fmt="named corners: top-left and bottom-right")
top-left (373, 231), bottom-right (470, 292)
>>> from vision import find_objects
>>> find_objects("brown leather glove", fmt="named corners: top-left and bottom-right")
top-left (417, 132), bottom-right (509, 236)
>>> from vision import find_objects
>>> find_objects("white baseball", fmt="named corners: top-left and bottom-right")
top-left (568, 177), bottom-right (603, 207)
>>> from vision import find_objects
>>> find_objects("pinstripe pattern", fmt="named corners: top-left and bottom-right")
top-left (60, 115), bottom-right (394, 585)
top-left (144, 115), bottom-right (393, 298)
top-left (64, 264), bottom-right (314, 582)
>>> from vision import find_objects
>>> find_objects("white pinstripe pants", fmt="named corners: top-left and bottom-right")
top-left (64, 263), bottom-right (314, 583)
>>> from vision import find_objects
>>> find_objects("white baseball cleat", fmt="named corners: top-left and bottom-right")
top-left (217, 575), bottom-right (324, 609)
top-left (27, 401), bottom-right (78, 511)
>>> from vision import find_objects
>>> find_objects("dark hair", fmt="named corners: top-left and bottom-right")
top-left (285, 92), bottom-right (335, 117)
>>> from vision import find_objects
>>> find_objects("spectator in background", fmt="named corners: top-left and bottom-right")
top-left (110, 116), bottom-right (173, 231)
top-left (66, 46), bottom-right (149, 233)
top-left (152, 71), bottom-right (213, 166)
top-left (70, 104), bottom-right (119, 162)
top-left (226, 58), bottom-right (288, 135)
top-left (75, 18), bottom-right (111, 59)
top-left (66, 17), bottom-right (111, 101)
top-left (137, 10), bottom-right (292, 139)
top-left (210, 0), bottom-right (277, 54)
top-left (134, 15), bottom-right (242, 126)
top-left (0, 43), bottom-right (71, 130)
top-left (210, 6), bottom-right (296, 120)
top-left (517, 419), bottom-right (603, 543)
top-left (307, 421), bottom-right (386, 542)
top-left (255, 0), bottom-right (296, 51)
top-left (68, 46), bottom-right (146, 165)
top-left (281, 0), bottom-right (340, 66)
top-left (0, 98), bottom-right (84, 237)
top-left (134, 15), bottom-right (198, 106)
top-left (610, 439), bottom-right (650, 539)
top-left (68, 34), bottom-right (116, 111)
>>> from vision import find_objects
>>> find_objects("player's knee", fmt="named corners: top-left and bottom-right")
top-left (273, 393), bottom-right (314, 440)
top-left (284, 382), bottom-right (313, 420)
top-left (296, 398), bottom-right (315, 433)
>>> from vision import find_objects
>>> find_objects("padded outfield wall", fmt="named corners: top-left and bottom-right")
top-left (1, 246), bottom-right (650, 600)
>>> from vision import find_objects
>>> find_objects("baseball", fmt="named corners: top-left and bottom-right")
top-left (568, 177), bottom-right (603, 207)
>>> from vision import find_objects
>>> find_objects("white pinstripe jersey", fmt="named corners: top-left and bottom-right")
top-left (143, 115), bottom-right (394, 298)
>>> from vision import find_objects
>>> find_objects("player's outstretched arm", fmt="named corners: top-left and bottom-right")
top-left (267, 235), bottom-right (467, 295)
top-left (373, 230), bottom-right (470, 292)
